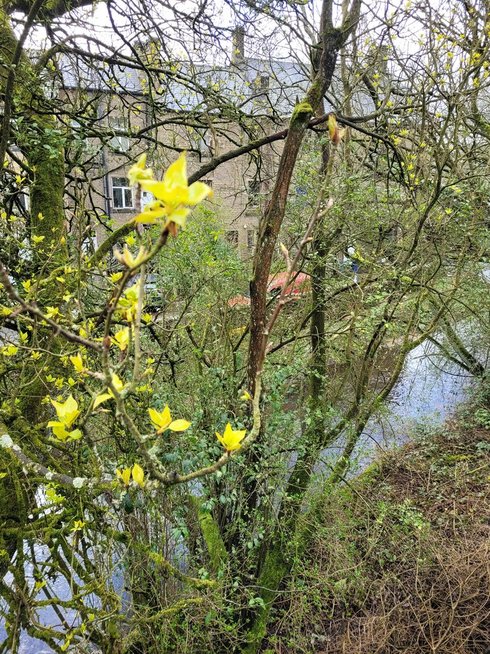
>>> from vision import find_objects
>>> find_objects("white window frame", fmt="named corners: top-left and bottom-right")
top-left (112, 177), bottom-right (134, 210)
top-left (109, 118), bottom-right (130, 153)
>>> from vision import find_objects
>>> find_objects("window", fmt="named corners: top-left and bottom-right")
top-left (247, 229), bottom-right (255, 249)
top-left (142, 190), bottom-right (154, 208)
top-left (259, 75), bottom-right (269, 92)
top-left (81, 232), bottom-right (97, 255)
top-left (226, 230), bottom-right (238, 246)
top-left (109, 118), bottom-right (130, 153)
top-left (248, 179), bottom-right (260, 206)
top-left (112, 177), bottom-right (133, 209)
top-left (188, 128), bottom-right (213, 158)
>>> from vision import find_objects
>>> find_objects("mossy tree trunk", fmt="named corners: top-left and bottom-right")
top-left (241, 2), bottom-right (362, 651)
top-left (0, 5), bottom-right (70, 574)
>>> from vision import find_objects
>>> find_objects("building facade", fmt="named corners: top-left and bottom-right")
top-left (57, 31), bottom-right (309, 258)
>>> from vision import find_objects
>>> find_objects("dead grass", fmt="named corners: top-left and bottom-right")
top-left (267, 405), bottom-right (490, 653)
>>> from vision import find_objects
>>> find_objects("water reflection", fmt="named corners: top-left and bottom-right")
top-left (347, 339), bottom-right (473, 472)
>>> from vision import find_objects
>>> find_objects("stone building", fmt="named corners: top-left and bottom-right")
top-left (57, 30), bottom-right (309, 258)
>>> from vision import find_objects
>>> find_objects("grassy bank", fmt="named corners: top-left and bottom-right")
top-left (267, 387), bottom-right (490, 653)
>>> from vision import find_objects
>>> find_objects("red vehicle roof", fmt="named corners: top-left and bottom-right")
top-left (228, 272), bottom-right (310, 308)
top-left (267, 272), bottom-right (310, 295)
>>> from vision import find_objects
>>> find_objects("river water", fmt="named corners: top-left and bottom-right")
top-left (350, 338), bottom-right (474, 470)
top-left (0, 338), bottom-right (477, 653)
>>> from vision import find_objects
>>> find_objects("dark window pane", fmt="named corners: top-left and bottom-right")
top-left (113, 188), bottom-right (123, 208)
top-left (226, 230), bottom-right (238, 246)
top-left (248, 180), bottom-right (260, 205)
top-left (259, 75), bottom-right (269, 91)
top-left (124, 189), bottom-right (133, 207)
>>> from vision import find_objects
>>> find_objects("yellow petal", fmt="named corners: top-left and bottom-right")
top-left (163, 152), bottom-right (187, 189)
top-left (128, 153), bottom-right (153, 186)
top-left (112, 328), bottom-right (130, 351)
top-left (187, 181), bottom-right (212, 205)
top-left (132, 463), bottom-right (145, 487)
top-left (68, 429), bottom-right (82, 441)
top-left (134, 204), bottom-right (168, 224)
top-left (139, 179), bottom-right (174, 205)
top-left (49, 422), bottom-right (69, 441)
top-left (70, 353), bottom-right (84, 373)
top-left (50, 395), bottom-right (80, 428)
top-left (93, 393), bottom-right (113, 408)
top-left (167, 207), bottom-right (190, 227)
top-left (135, 152), bottom-right (147, 168)
top-left (116, 467), bottom-right (131, 486)
top-left (149, 406), bottom-right (172, 432)
top-left (111, 373), bottom-right (125, 393)
top-left (168, 419), bottom-right (191, 432)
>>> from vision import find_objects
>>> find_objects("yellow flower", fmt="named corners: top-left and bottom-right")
top-left (71, 520), bottom-right (85, 532)
top-left (240, 390), bottom-right (252, 402)
top-left (110, 272), bottom-right (123, 283)
top-left (49, 395), bottom-right (80, 428)
top-left (114, 245), bottom-right (147, 269)
top-left (131, 463), bottom-right (145, 488)
top-left (93, 374), bottom-right (126, 408)
top-left (116, 467), bottom-right (132, 486)
top-left (2, 345), bottom-right (18, 356)
top-left (48, 394), bottom-right (82, 442)
top-left (117, 286), bottom-right (139, 322)
top-left (216, 423), bottom-right (246, 453)
top-left (148, 406), bottom-right (191, 434)
top-left (112, 327), bottom-right (130, 351)
top-left (48, 424), bottom-right (82, 442)
top-left (116, 464), bottom-right (145, 488)
top-left (45, 306), bottom-right (60, 319)
top-left (128, 153), bottom-right (153, 186)
top-left (135, 153), bottom-right (212, 226)
top-left (70, 352), bottom-right (85, 373)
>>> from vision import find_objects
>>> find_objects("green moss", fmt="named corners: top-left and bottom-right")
top-left (191, 497), bottom-right (228, 572)
top-left (291, 101), bottom-right (313, 124)
top-left (243, 545), bottom-right (289, 654)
